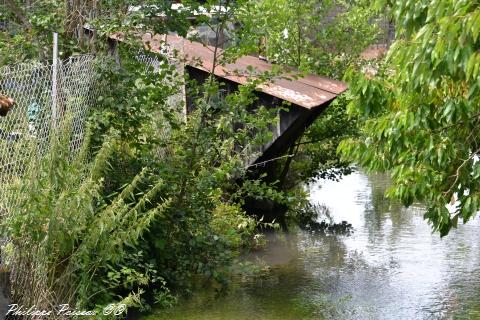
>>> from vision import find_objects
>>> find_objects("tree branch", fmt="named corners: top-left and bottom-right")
top-left (443, 146), bottom-right (480, 197)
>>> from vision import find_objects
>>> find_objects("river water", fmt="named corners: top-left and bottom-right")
top-left (144, 170), bottom-right (480, 320)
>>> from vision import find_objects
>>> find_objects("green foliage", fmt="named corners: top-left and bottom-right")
top-left (237, 0), bottom-right (379, 77)
top-left (339, 0), bottom-right (480, 236)
top-left (233, 0), bottom-right (379, 192)
top-left (2, 0), bottom-right (294, 311)
top-left (0, 0), bottom-right (195, 65)
top-left (89, 45), bottom-right (288, 300)
top-left (1, 47), bottom-right (281, 309)
top-left (0, 0), bottom-right (390, 312)
top-left (0, 0), bottom-right (76, 63)
top-left (1, 122), bottom-right (173, 311)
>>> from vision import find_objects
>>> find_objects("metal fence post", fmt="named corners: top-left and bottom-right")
top-left (52, 32), bottom-right (59, 127)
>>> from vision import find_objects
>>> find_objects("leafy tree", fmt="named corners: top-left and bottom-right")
top-left (236, 0), bottom-right (379, 76)
top-left (339, 0), bottom-right (480, 236)
top-left (233, 0), bottom-right (379, 193)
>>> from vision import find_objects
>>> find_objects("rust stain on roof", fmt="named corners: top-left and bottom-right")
top-left (113, 33), bottom-right (348, 109)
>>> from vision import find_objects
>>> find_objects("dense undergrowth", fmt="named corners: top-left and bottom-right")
top-left (0, 0), bottom-right (383, 315)
top-left (0, 51), bottom-right (292, 315)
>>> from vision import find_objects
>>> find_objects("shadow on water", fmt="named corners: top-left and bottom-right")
top-left (141, 170), bottom-right (480, 320)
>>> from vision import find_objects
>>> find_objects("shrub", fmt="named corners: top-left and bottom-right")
top-left (1, 121), bottom-right (172, 315)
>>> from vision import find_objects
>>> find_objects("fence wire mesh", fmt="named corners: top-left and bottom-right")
top-left (135, 43), bottom-right (186, 159)
top-left (0, 54), bottom-right (97, 212)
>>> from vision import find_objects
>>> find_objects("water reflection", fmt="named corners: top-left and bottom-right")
top-left (143, 170), bottom-right (480, 320)
top-left (308, 170), bottom-right (480, 319)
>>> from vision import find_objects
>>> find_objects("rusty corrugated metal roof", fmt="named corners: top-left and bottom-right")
top-left (114, 33), bottom-right (347, 109)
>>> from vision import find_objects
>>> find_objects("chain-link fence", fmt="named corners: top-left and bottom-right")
top-left (135, 40), bottom-right (187, 160)
top-left (0, 54), bottom-right (97, 211)
top-left (135, 36), bottom-right (186, 110)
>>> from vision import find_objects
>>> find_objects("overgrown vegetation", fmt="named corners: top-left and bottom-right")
top-left (92, 50), bottom-right (287, 301)
top-left (0, 0), bottom-right (386, 315)
top-left (0, 44), bottom-right (291, 314)
top-left (2, 123), bottom-right (174, 311)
